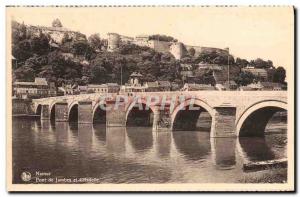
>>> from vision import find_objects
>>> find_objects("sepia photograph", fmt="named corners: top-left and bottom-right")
top-left (6, 6), bottom-right (294, 192)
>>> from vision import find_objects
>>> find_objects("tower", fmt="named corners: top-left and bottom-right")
top-left (169, 42), bottom-right (186, 60)
top-left (107, 33), bottom-right (120, 52)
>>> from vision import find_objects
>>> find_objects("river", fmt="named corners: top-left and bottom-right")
top-left (12, 117), bottom-right (287, 184)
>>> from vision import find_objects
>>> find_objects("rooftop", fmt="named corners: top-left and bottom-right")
top-left (14, 77), bottom-right (48, 86)
top-left (130, 72), bottom-right (143, 77)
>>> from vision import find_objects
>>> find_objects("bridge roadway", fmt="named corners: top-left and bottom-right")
top-left (32, 91), bottom-right (287, 138)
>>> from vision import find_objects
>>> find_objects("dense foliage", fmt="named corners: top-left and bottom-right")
top-left (11, 20), bottom-right (286, 87)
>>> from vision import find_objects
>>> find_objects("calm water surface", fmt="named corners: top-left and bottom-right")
top-left (12, 118), bottom-right (287, 183)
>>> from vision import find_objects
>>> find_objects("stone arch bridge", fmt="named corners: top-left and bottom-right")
top-left (32, 91), bottom-right (287, 137)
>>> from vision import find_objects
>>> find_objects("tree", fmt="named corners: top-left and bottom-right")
top-left (88, 33), bottom-right (102, 51)
top-left (234, 71), bottom-right (256, 86)
top-left (31, 31), bottom-right (50, 55)
top-left (250, 58), bottom-right (273, 69)
top-left (195, 51), bottom-right (234, 65)
top-left (273, 66), bottom-right (286, 84)
top-left (14, 65), bottom-right (35, 82)
top-left (188, 47), bottom-right (196, 56)
top-left (12, 39), bottom-right (33, 61)
top-left (61, 32), bottom-right (72, 44)
top-left (236, 57), bottom-right (249, 68)
top-left (149, 34), bottom-right (176, 42)
top-left (52, 19), bottom-right (63, 28)
top-left (72, 40), bottom-right (93, 59)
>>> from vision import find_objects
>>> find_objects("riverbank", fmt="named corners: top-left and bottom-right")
top-left (238, 167), bottom-right (287, 183)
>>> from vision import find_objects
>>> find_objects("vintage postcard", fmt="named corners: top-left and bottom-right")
top-left (6, 6), bottom-right (294, 192)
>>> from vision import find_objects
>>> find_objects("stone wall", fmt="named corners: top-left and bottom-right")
top-left (12, 99), bottom-right (34, 115)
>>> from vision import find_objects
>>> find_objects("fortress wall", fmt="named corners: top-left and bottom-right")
top-left (200, 47), bottom-right (229, 55)
top-left (185, 45), bottom-right (203, 56)
top-left (170, 42), bottom-right (187, 59)
top-left (185, 45), bottom-right (229, 57)
top-left (152, 40), bottom-right (172, 53)
top-left (27, 25), bottom-right (86, 44)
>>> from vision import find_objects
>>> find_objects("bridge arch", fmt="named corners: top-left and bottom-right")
top-left (92, 101), bottom-right (107, 124)
top-left (68, 102), bottom-right (79, 122)
top-left (49, 103), bottom-right (56, 121)
top-left (236, 100), bottom-right (287, 137)
top-left (35, 104), bottom-right (42, 115)
top-left (171, 98), bottom-right (214, 131)
top-left (125, 99), bottom-right (155, 127)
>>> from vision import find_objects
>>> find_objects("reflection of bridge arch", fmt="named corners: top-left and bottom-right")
top-left (50, 103), bottom-right (56, 121)
top-left (171, 99), bottom-right (214, 131)
top-left (236, 100), bottom-right (287, 137)
top-left (125, 99), bottom-right (155, 126)
top-left (173, 131), bottom-right (211, 161)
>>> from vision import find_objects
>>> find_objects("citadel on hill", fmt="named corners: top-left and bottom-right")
top-left (106, 32), bottom-right (229, 60)
top-left (24, 19), bottom-right (230, 60)
top-left (11, 19), bottom-right (287, 100)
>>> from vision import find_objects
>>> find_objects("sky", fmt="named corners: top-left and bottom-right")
top-left (7, 6), bottom-right (294, 70)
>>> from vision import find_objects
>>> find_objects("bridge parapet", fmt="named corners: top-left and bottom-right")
top-left (31, 90), bottom-right (287, 137)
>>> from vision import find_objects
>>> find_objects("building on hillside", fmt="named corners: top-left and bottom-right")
top-left (242, 67), bottom-right (269, 81)
top-left (106, 83), bottom-right (120, 93)
top-left (49, 82), bottom-right (57, 97)
top-left (157, 81), bottom-right (171, 91)
top-left (180, 64), bottom-right (195, 82)
top-left (259, 82), bottom-right (285, 90)
top-left (171, 82), bottom-right (181, 91)
top-left (144, 81), bottom-right (159, 92)
top-left (120, 72), bottom-right (146, 93)
top-left (240, 82), bottom-right (285, 91)
top-left (77, 85), bottom-right (88, 94)
top-left (181, 83), bottom-right (216, 91)
top-left (134, 34), bottom-right (150, 46)
top-left (57, 84), bottom-right (77, 96)
top-left (13, 78), bottom-right (50, 99)
top-left (223, 80), bottom-right (238, 90)
top-left (87, 84), bottom-right (108, 93)
top-left (129, 72), bottom-right (143, 86)
top-left (144, 81), bottom-right (171, 92)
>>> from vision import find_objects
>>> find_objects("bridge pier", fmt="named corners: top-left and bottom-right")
top-left (211, 107), bottom-right (237, 137)
top-left (106, 100), bottom-right (126, 127)
top-left (78, 100), bottom-right (93, 124)
top-left (41, 104), bottom-right (50, 120)
top-left (153, 104), bottom-right (171, 131)
top-left (55, 101), bottom-right (68, 122)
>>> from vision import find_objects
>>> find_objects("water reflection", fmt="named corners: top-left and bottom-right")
top-left (93, 124), bottom-right (106, 143)
top-left (40, 120), bottom-right (51, 130)
top-left (239, 137), bottom-right (275, 162)
top-left (78, 124), bottom-right (93, 150)
top-left (155, 132), bottom-right (171, 158)
top-left (55, 122), bottom-right (69, 144)
top-left (126, 127), bottom-right (153, 153)
top-left (12, 118), bottom-right (287, 183)
top-left (211, 138), bottom-right (236, 170)
top-left (173, 131), bottom-right (211, 161)
top-left (106, 127), bottom-right (126, 154)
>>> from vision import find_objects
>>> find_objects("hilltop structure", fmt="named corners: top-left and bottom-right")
top-left (106, 33), bottom-right (229, 60)
top-left (26, 19), bottom-right (86, 44)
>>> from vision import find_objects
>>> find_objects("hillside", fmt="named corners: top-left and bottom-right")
top-left (11, 20), bottom-right (286, 87)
